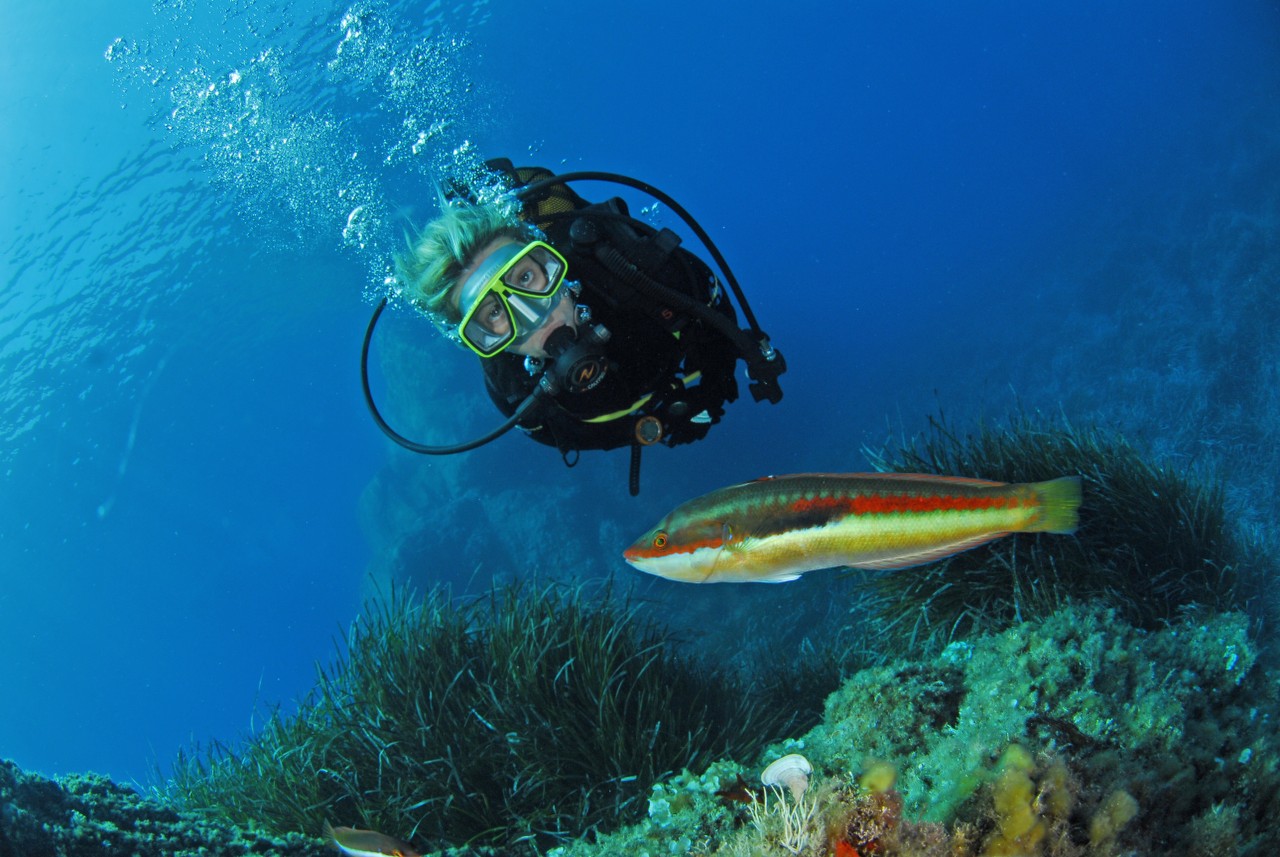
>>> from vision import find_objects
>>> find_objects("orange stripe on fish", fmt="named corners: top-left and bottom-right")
top-left (324, 821), bottom-right (421, 857)
top-left (785, 491), bottom-right (1026, 516)
top-left (623, 472), bottom-right (1081, 584)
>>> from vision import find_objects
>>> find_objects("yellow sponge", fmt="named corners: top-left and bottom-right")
top-left (981, 745), bottom-right (1046, 856)
top-left (1089, 789), bottom-right (1139, 848)
top-left (858, 760), bottom-right (897, 795)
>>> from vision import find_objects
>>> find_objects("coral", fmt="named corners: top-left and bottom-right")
top-left (163, 582), bottom-right (797, 851)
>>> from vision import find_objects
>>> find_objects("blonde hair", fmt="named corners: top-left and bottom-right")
top-left (395, 201), bottom-right (535, 336)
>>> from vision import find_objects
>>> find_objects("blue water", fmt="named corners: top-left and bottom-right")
top-left (2, 0), bottom-right (1277, 788)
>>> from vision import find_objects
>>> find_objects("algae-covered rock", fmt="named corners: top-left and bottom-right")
top-left (549, 604), bottom-right (1280, 856)
top-left (808, 605), bottom-right (1260, 821)
top-left (802, 605), bottom-right (1273, 852)
top-left (0, 760), bottom-right (326, 857)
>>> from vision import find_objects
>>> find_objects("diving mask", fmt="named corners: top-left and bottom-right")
top-left (456, 240), bottom-right (568, 357)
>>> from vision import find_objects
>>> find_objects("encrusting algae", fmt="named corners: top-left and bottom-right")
top-left (547, 603), bottom-right (1279, 857)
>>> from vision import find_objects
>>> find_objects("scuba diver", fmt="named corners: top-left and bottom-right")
top-left (361, 159), bottom-right (786, 495)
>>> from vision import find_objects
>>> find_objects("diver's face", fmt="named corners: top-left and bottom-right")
top-left (454, 238), bottom-right (577, 359)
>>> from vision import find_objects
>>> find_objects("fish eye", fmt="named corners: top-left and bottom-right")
top-left (652, 531), bottom-right (668, 550)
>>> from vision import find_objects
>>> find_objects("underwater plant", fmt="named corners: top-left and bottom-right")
top-left (863, 410), bottom-right (1269, 653)
top-left (163, 582), bottom-right (798, 851)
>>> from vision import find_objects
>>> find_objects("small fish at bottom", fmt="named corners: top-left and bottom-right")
top-left (624, 472), bottom-right (1082, 584)
top-left (324, 821), bottom-right (421, 857)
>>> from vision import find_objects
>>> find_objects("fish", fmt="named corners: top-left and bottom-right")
top-left (623, 472), bottom-right (1082, 584)
top-left (324, 821), bottom-right (421, 857)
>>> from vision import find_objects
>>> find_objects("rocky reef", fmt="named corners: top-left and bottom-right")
top-left (0, 760), bottom-right (328, 856)
top-left (548, 604), bottom-right (1279, 857)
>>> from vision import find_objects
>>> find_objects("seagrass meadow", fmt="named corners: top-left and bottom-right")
top-left (859, 412), bottom-right (1272, 650)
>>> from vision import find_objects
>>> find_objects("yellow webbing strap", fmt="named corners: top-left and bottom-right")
top-left (580, 372), bottom-right (702, 424)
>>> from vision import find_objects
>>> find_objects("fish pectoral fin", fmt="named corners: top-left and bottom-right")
top-left (719, 521), bottom-right (740, 549)
top-left (851, 533), bottom-right (1006, 571)
top-left (759, 571), bottom-right (802, 583)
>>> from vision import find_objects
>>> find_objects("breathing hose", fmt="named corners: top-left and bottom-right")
top-left (361, 297), bottom-right (547, 454)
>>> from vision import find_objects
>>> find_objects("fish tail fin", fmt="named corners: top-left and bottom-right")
top-left (1028, 476), bottom-right (1082, 534)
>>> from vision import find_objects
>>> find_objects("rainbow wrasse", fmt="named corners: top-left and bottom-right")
top-left (623, 473), bottom-right (1082, 584)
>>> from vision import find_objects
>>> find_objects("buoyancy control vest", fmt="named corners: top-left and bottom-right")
top-left (471, 160), bottom-right (743, 456)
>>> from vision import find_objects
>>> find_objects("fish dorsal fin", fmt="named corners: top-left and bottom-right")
top-left (850, 532), bottom-right (1006, 571)
top-left (746, 472), bottom-right (1007, 487)
top-left (866, 472), bottom-right (1008, 487)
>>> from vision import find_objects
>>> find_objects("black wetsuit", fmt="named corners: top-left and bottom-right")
top-left (474, 161), bottom-right (741, 455)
